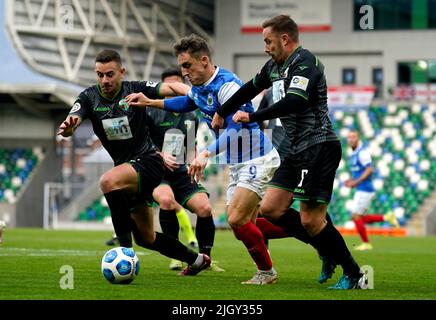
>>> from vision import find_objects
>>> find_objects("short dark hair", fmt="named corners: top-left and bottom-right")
top-left (262, 14), bottom-right (299, 42)
top-left (161, 67), bottom-right (183, 82)
top-left (173, 34), bottom-right (211, 60)
top-left (95, 49), bottom-right (122, 65)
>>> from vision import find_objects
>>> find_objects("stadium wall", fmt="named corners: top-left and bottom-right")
top-left (215, 0), bottom-right (436, 95)
top-left (0, 114), bottom-right (54, 139)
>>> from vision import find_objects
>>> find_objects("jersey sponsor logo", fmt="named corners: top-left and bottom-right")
top-left (158, 121), bottom-right (176, 127)
top-left (289, 76), bottom-right (309, 91)
top-left (94, 106), bottom-right (110, 112)
top-left (294, 187), bottom-right (305, 194)
top-left (69, 102), bottom-right (81, 114)
top-left (200, 111), bottom-right (212, 121)
top-left (102, 116), bottom-right (133, 140)
top-left (145, 81), bottom-right (158, 87)
top-left (162, 131), bottom-right (185, 164)
top-left (270, 72), bottom-right (279, 81)
top-left (298, 65), bottom-right (309, 71)
top-left (118, 98), bottom-right (129, 111)
top-left (272, 80), bottom-right (285, 103)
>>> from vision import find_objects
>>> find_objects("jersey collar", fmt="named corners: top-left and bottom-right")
top-left (202, 66), bottom-right (220, 87)
top-left (351, 142), bottom-right (363, 155)
top-left (281, 45), bottom-right (302, 70)
top-left (96, 83), bottom-right (123, 101)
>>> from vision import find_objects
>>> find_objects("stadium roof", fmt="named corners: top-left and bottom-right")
top-left (0, 3), bottom-right (82, 107)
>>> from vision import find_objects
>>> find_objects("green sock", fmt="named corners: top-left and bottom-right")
top-left (176, 207), bottom-right (197, 244)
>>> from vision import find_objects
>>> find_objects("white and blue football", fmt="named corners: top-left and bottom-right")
top-left (101, 247), bottom-right (140, 284)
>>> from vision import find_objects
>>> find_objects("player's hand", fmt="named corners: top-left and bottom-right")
top-left (232, 111), bottom-right (250, 123)
top-left (57, 116), bottom-right (79, 137)
top-left (188, 150), bottom-right (209, 183)
top-left (344, 179), bottom-right (358, 188)
top-left (125, 92), bottom-right (151, 108)
top-left (211, 113), bottom-right (225, 131)
top-left (158, 152), bottom-right (180, 171)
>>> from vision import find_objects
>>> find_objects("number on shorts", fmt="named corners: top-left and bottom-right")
top-left (298, 169), bottom-right (308, 187)
top-left (249, 165), bottom-right (257, 179)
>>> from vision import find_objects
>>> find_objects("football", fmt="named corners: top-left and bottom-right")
top-left (101, 247), bottom-right (140, 284)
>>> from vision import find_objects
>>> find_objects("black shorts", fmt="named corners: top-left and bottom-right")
top-left (127, 152), bottom-right (165, 208)
top-left (268, 140), bottom-right (342, 203)
top-left (160, 166), bottom-right (209, 207)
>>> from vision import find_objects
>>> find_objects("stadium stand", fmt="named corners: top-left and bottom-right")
top-left (0, 147), bottom-right (44, 203)
top-left (330, 103), bottom-right (436, 229)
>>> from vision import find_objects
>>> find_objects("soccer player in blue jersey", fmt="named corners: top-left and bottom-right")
top-left (126, 34), bottom-right (283, 284)
top-left (346, 130), bottom-right (399, 251)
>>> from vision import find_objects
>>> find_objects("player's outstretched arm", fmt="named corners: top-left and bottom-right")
top-left (125, 93), bottom-right (164, 109)
top-left (159, 82), bottom-right (190, 97)
top-left (57, 115), bottom-right (82, 137)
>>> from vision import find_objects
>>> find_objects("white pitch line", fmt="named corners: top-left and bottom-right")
top-left (0, 247), bottom-right (151, 257)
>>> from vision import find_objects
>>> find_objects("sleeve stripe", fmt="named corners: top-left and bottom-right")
top-left (287, 90), bottom-right (309, 100)
top-left (156, 82), bottom-right (163, 98)
top-left (217, 81), bottom-right (241, 105)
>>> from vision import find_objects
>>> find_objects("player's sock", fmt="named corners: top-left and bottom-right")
top-left (195, 215), bottom-right (215, 257)
top-left (147, 232), bottom-right (198, 265)
top-left (354, 218), bottom-right (369, 242)
top-left (362, 215), bottom-right (384, 223)
top-left (159, 209), bottom-right (179, 239)
top-left (104, 190), bottom-right (133, 247)
top-left (233, 221), bottom-right (272, 271)
top-left (264, 238), bottom-right (269, 248)
top-left (310, 223), bottom-right (361, 278)
top-left (256, 217), bottom-right (288, 239)
top-left (176, 207), bottom-right (197, 244)
top-left (274, 208), bottom-right (311, 243)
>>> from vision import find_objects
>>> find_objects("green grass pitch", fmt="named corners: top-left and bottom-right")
top-left (0, 228), bottom-right (435, 300)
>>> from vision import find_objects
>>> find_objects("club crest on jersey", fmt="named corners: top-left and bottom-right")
top-left (207, 93), bottom-right (213, 106)
top-left (118, 98), bottom-right (129, 111)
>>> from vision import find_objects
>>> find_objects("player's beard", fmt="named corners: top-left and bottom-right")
top-left (102, 84), bottom-right (119, 98)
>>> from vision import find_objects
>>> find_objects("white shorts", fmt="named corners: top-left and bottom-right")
top-left (226, 148), bottom-right (280, 205)
top-left (351, 190), bottom-right (375, 215)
